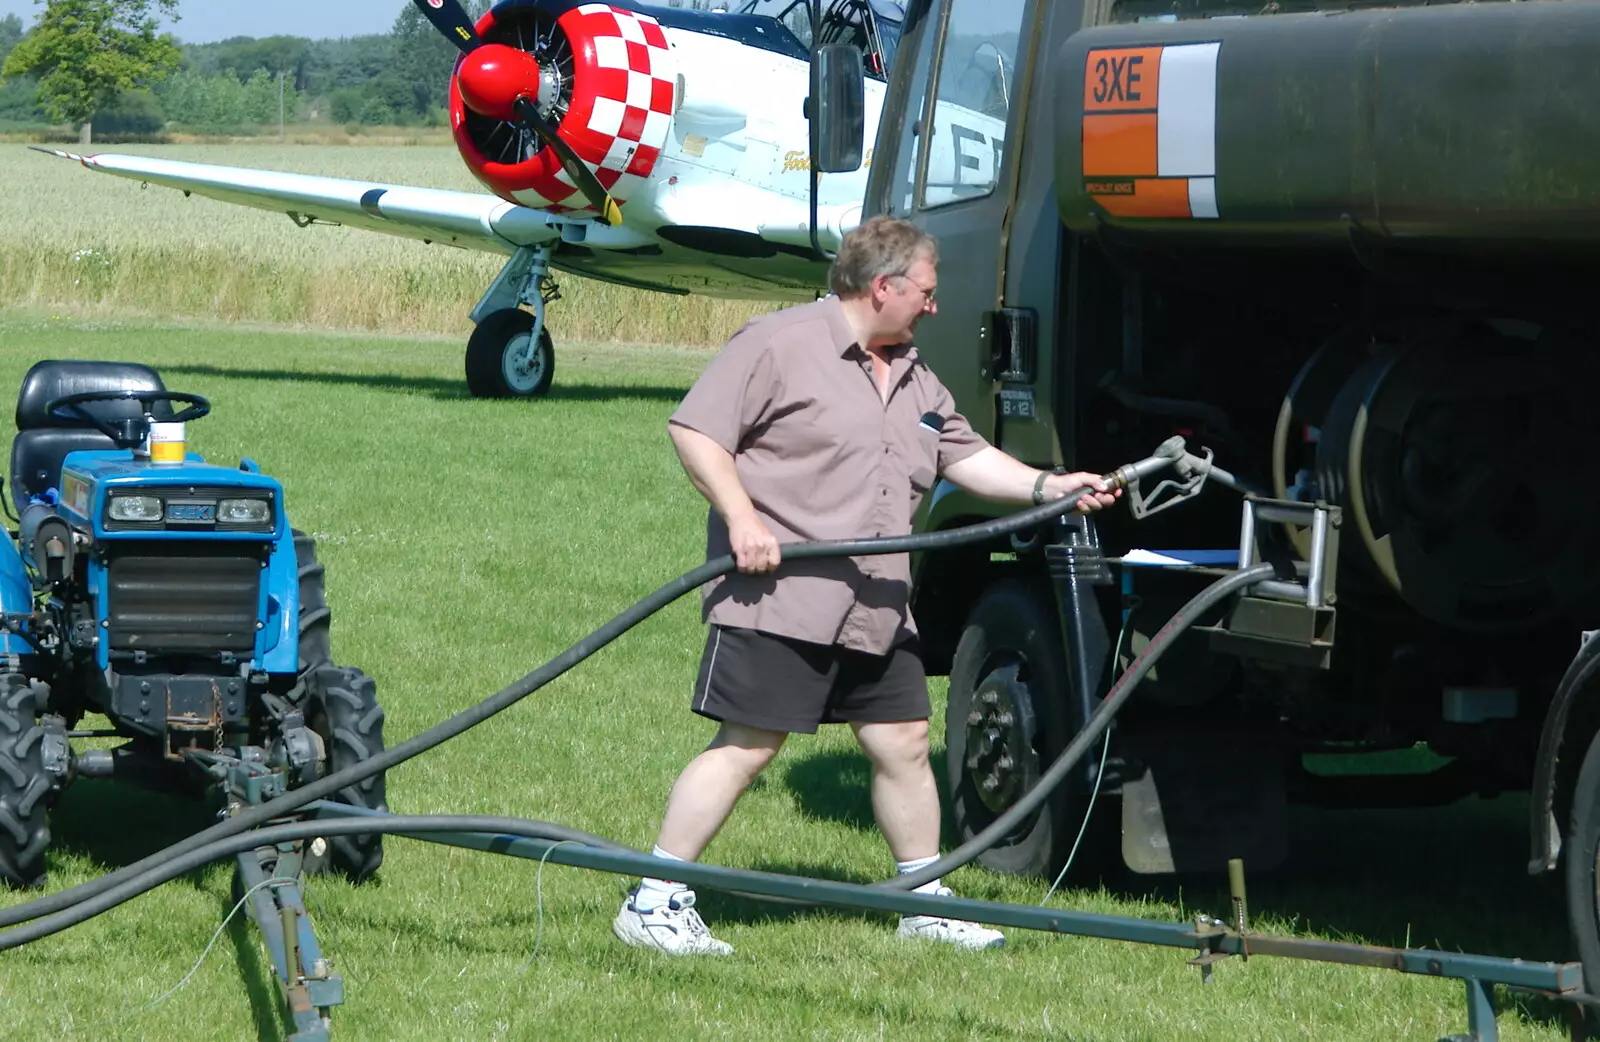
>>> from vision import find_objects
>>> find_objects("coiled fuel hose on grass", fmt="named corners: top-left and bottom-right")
top-left (0, 438), bottom-right (1270, 948)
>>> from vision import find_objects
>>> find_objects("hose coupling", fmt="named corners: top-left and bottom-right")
top-left (1102, 435), bottom-right (1191, 491)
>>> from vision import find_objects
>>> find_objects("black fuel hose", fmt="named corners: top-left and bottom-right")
top-left (0, 563), bottom-right (1272, 948)
top-left (882, 561), bottom-right (1275, 891)
top-left (0, 487), bottom-right (1095, 932)
top-left (0, 563), bottom-right (1272, 949)
top-left (0, 440), bottom-right (1224, 935)
top-left (2, 817), bottom-right (629, 951)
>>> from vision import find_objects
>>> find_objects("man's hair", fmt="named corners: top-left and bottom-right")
top-left (827, 216), bottom-right (939, 297)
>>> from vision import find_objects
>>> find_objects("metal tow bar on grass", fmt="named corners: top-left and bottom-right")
top-left (0, 437), bottom-right (1582, 1042)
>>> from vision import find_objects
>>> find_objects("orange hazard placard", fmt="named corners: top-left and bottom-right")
top-left (1081, 42), bottom-right (1221, 220)
top-left (1082, 112), bottom-right (1157, 178)
top-left (1083, 47), bottom-right (1161, 113)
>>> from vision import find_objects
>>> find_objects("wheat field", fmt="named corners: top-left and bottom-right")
top-left (0, 142), bottom-right (781, 345)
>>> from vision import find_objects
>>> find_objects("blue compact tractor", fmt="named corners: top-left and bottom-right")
top-left (0, 361), bottom-right (387, 1012)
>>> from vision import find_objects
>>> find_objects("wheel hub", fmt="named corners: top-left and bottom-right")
top-left (502, 332), bottom-right (545, 393)
top-left (964, 662), bottom-right (1040, 814)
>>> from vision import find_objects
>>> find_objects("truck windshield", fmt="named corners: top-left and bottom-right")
top-left (917, 0), bottom-right (1022, 207)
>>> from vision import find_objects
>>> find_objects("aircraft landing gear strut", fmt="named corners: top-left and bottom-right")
top-left (465, 244), bottom-right (560, 398)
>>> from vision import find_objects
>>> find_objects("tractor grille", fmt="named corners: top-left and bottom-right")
top-left (106, 548), bottom-right (263, 654)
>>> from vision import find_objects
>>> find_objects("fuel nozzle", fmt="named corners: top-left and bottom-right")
top-left (1104, 437), bottom-right (1247, 519)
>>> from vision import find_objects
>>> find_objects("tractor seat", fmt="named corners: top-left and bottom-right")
top-left (10, 360), bottom-right (172, 515)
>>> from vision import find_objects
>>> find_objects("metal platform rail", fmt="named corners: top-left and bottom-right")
top-left (302, 801), bottom-right (1585, 1042)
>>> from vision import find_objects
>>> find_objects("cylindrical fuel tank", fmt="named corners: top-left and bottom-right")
top-left (1055, 1), bottom-right (1600, 253)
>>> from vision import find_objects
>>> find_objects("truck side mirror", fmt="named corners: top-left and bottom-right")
top-left (810, 43), bottom-right (865, 172)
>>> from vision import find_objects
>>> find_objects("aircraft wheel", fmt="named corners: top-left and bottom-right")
top-left (465, 308), bottom-right (555, 399)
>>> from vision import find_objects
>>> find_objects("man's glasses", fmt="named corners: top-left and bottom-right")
top-left (894, 273), bottom-right (937, 304)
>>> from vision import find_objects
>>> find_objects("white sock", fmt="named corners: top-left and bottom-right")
top-left (634, 845), bottom-right (690, 912)
top-left (896, 854), bottom-right (942, 896)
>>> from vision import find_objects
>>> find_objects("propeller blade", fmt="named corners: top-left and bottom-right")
top-left (411, 0), bottom-right (482, 54)
top-left (512, 96), bottom-right (623, 227)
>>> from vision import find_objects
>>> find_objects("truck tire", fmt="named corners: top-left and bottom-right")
top-left (293, 529), bottom-right (331, 671)
top-left (301, 664), bottom-right (387, 883)
top-left (1565, 726), bottom-right (1600, 1004)
top-left (0, 673), bottom-right (50, 888)
top-left (945, 580), bottom-right (1111, 879)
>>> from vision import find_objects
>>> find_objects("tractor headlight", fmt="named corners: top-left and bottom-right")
top-left (108, 495), bottom-right (162, 522)
top-left (217, 498), bottom-right (271, 525)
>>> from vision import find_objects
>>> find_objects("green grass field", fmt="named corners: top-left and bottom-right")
top-left (0, 142), bottom-right (778, 344)
top-left (0, 312), bottom-right (1579, 1041)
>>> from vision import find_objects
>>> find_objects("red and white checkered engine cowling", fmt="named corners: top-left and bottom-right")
top-left (452, 2), bottom-right (676, 214)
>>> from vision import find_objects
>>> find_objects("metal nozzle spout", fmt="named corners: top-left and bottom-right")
top-left (1104, 436), bottom-right (1191, 489)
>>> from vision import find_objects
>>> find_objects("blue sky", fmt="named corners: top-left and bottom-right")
top-left (0, 0), bottom-right (411, 43)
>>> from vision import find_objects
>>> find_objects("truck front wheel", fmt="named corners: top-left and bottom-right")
top-left (1565, 727), bottom-right (1600, 1001)
top-left (945, 580), bottom-right (1110, 880)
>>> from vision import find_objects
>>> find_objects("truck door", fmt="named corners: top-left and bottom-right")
top-left (867, 0), bottom-right (1038, 457)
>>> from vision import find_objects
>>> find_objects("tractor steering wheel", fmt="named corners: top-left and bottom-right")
top-left (44, 389), bottom-right (211, 450)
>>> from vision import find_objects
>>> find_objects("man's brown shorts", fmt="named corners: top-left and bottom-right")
top-left (691, 626), bottom-right (930, 734)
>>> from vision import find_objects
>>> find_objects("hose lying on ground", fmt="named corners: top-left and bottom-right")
top-left (6, 817), bottom-right (627, 950)
top-left (0, 439), bottom-right (1264, 946)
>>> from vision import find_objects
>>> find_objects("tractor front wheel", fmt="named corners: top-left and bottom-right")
top-left (0, 673), bottom-right (51, 888)
top-left (301, 664), bottom-right (387, 883)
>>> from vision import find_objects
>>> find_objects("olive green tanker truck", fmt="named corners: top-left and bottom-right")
top-left (817, 0), bottom-right (1600, 995)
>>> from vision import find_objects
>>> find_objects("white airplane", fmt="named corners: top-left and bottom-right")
top-left (36, 0), bottom-right (1007, 398)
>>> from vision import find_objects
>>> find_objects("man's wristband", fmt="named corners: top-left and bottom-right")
top-left (1031, 467), bottom-right (1067, 505)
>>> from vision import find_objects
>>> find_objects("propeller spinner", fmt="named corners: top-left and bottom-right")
top-left (413, 0), bottom-right (624, 225)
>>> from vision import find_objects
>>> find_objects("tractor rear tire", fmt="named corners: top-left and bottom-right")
top-left (0, 674), bottom-right (51, 889)
top-left (302, 665), bottom-right (387, 883)
top-left (294, 528), bottom-right (331, 672)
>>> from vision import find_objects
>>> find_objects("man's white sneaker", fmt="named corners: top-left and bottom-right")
top-left (896, 887), bottom-right (1006, 950)
top-left (612, 888), bottom-right (734, 956)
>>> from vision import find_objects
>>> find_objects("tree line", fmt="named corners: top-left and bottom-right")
top-left (0, 0), bottom-right (491, 139)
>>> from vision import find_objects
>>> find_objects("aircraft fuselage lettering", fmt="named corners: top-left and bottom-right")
top-left (783, 148), bottom-right (874, 172)
top-left (951, 125), bottom-right (985, 172)
top-left (947, 124), bottom-right (1005, 183)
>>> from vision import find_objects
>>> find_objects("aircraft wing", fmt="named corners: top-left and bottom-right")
top-left (32, 148), bottom-right (564, 254)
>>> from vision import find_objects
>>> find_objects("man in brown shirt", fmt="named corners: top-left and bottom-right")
top-left (612, 216), bottom-right (1119, 956)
